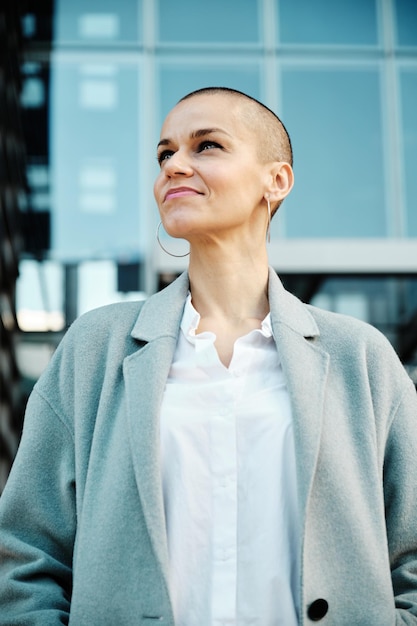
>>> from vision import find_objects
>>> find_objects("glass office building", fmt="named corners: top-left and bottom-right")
top-left (13, 0), bottom-right (417, 388)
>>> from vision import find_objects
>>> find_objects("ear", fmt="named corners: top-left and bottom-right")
top-left (265, 162), bottom-right (294, 205)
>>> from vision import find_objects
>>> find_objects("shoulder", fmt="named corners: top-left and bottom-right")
top-left (32, 300), bottom-right (148, 424)
top-left (305, 303), bottom-right (413, 390)
top-left (306, 303), bottom-right (384, 341)
top-left (305, 301), bottom-right (393, 356)
top-left (37, 300), bottom-right (147, 387)
top-left (304, 304), bottom-right (386, 349)
top-left (69, 299), bottom-right (146, 344)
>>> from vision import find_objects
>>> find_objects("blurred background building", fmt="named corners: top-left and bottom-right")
top-left (1, 0), bottom-right (417, 488)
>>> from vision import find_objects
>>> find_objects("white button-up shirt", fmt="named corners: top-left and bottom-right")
top-left (160, 295), bottom-right (299, 626)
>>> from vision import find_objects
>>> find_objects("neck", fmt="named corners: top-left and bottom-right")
top-left (188, 244), bottom-right (270, 322)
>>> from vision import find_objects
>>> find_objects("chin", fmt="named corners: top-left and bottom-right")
top-left (163, 216), bottom-right (196, 239)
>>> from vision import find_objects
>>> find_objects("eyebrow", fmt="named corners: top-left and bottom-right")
top-left (157, 128), bottom-right (231, 149)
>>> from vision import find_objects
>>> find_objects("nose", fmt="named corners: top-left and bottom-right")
top-left (163, 149), bottom-right (193, 178)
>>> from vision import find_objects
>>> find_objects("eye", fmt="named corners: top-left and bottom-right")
top-left (157, 150), bottom-right (174, 165)
top-left (197, 140), bottom-right (222, 152)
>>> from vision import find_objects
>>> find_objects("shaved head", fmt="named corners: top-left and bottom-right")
top-left (179, 87), bottom-right (293, 167)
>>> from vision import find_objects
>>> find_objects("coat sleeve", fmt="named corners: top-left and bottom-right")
top-left (383, 379), bottom-right (417, 624)
top-left (0, 301), bottom-right (142, 625)
top-left (0, 387), bottom-right (76, 625)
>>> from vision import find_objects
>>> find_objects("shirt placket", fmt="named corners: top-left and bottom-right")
top-left (210, 376), bottom-right (239, 625)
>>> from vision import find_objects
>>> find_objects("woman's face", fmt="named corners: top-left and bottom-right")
top-left (153, 93), bottom-right (272, 244)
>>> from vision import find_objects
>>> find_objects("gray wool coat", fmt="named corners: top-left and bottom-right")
top-left (1, 269), bottom-right (417, 625)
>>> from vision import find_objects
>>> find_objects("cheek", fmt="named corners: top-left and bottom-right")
top-left (199, 166), bottom-right (233, 193)
top-left (153, 176), bottom-right (163, 203)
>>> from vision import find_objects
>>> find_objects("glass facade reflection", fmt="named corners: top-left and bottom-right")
top-left (54, 0), bottom-right (142, 45)
top-left (50, 59), bottom-right (141, 259)
top-left (281, 68), bottom-right (386, 238)
top-left (13, 0), bottom-right (417, 380)
top-left (279, 0), bottom-right (378, 45)
top-left (395, 0), bottom-right (417, 47)
top-left (158, 0), bottom-right (260, 44)
top-left (401, 68), bottom-right (417, 235)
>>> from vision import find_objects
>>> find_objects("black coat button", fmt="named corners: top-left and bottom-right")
top-left (307, 598), bottom-right (329, 621)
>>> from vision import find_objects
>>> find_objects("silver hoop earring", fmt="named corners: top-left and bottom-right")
top-left (156, 221), bottom-right (190, 258)
top-left (266, 197), bottom-right (271, 244)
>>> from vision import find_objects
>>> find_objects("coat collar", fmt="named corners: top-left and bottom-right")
top-left (267, 268), bottom-right (320, 339)
top-left (130, 267), bottom-right (320, 344)
top-left (130, 271), bottom-right (190, 343)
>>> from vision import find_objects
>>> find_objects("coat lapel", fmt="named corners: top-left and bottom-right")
top-left (123, 273), bottom-right (189, 579)
top-left (268, 270), bottom-right (330, 522)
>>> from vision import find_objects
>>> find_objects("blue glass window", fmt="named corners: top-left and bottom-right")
top-left (400, 69), bottom-right (417, 236)
top-left (54, 0), bottom-right (142, 45)
top-left (157, 0), bottom-right (260, 43)
top-left (158, 62), bottom-right (262, 121)
top-left (280, 68), bottom-right (386, 238)
top-left (395, 0), bottom-right (417, 47)
top-left (279, 0), bottom-right (378, 45)
top-left (50, 61), bottom-right (141, 259)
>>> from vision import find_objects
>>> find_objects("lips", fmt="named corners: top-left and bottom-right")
top-left (164, 187), bottom-right (202, 201)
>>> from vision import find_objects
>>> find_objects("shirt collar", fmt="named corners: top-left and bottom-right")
top-left (181, 293), bottom-right (201, 338)
top-left (180, 293), bottom-right (273, 340)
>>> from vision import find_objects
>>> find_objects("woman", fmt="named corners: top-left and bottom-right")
top-left (1, 87), bottom-right (417, 625)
